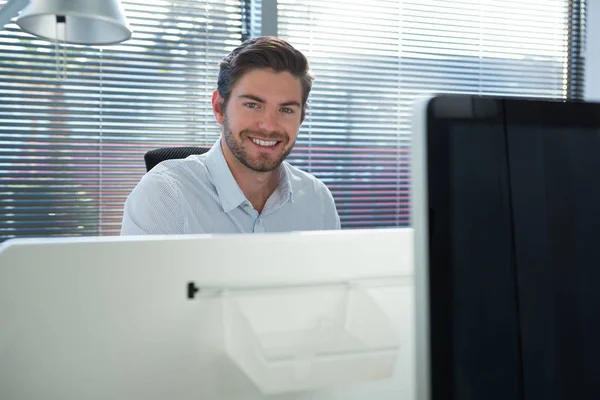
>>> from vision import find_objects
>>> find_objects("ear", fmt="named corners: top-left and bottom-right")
top-left (299, 105), bottom-right (307, 125)
top-left (212, 90), bottom-right (225, 125)
top-left (300, 105), bottom-right (306, 125)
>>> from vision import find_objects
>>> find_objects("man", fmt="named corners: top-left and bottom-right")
top-left (120, 36), bottom-right (341, 235)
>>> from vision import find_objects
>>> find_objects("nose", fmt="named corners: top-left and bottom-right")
top-left (257, 109), bottom-right (279, 133)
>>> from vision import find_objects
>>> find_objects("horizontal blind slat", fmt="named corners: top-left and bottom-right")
top-left (0, 0), bottom-right (577, 237)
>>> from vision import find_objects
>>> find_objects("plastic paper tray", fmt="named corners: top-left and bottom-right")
top-left (223, 282), bottom-right (402, 394)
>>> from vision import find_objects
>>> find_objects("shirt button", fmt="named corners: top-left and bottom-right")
top-left (254, 220), bottom-right (265, 233)
top-left (243, 204), bottom-right (250, 211)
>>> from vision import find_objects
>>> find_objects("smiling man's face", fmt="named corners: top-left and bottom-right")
top-left (213, 68), bottom-right (303, 173)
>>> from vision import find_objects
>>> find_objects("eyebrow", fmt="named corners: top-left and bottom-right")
top-left (238, 94), bottom-right (301, 108)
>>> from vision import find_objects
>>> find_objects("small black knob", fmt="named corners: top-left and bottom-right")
top-left (187, 282), bottom-right (200, 299)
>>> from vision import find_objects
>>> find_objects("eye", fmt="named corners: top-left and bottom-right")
top-left (280, 107), bottom-right (294, 114)
top-left (244, 102), bottom-right (260, 109)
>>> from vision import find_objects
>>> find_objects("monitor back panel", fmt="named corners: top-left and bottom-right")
top-left (424, 95), bottom-right (600, 400)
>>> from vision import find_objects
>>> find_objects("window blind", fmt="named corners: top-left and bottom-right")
top-left (0, 0), bottom-right (585, 239)
top-left (0, 0), bottom-right (242, 239)
top-left (278, 0), bottom-right (583, 228)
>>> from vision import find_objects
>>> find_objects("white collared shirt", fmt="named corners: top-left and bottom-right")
top-left (120, 139), bottom-right (341, 235)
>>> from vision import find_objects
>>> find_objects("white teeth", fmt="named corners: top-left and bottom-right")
top-left (250, 138), bottom-right (278, 147)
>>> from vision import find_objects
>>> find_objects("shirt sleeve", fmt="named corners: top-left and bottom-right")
top-left (120, 172), bottom-right (185, 235)
top-left (321, 183), bottom-right (341, 230)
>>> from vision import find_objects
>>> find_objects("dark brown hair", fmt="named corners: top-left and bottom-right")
top-left (217, 36), bottom-right (314, 121)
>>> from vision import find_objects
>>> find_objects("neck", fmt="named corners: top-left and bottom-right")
top-left (221, 139), bottom-right (279, 213)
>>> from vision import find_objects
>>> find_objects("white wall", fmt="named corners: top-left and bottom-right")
top-left (585, 0), bottom-right (600, 100)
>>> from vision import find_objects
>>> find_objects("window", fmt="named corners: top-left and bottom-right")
top-left (0, 0), bottom-right (585, 240)
top-left (279, 0), bottom-right (584, 228)
top-left (0, 0), bottom-right (243, 239)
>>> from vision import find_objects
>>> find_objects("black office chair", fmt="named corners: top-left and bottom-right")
top-left (144, 146), bottom-right (210, 172)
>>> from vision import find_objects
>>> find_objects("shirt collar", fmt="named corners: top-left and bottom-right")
top-left (205, 139), bottom-right (248, 213)
top-left (205, 138), bottom-right (294, 213)
top-left (277, 162), bottom-right (294, 203)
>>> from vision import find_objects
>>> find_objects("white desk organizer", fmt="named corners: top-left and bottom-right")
top-left (222, 277), bottom-right (406, 394)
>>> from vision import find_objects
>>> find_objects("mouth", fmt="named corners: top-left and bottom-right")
top-left (249, 136), bottom-right (282, 149)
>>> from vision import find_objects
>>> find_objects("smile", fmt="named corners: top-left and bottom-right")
top-left (250, 137), bottom-right (280, 147)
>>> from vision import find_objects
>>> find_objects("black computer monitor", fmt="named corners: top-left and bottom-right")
top-left (412, 94), bottom-right (600, 400)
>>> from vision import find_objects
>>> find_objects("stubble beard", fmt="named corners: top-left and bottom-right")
top-left (222, 116), bottom-right (295, 173)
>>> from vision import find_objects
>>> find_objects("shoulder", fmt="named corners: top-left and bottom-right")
top-left (144, 154), bottom-right (211, 189)
top-left (282, 162), bottom-right (334, 198)
top-left (282, 162), bottom-right (340, 230)
top-left (283, 162), bottom-right (328, 190)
